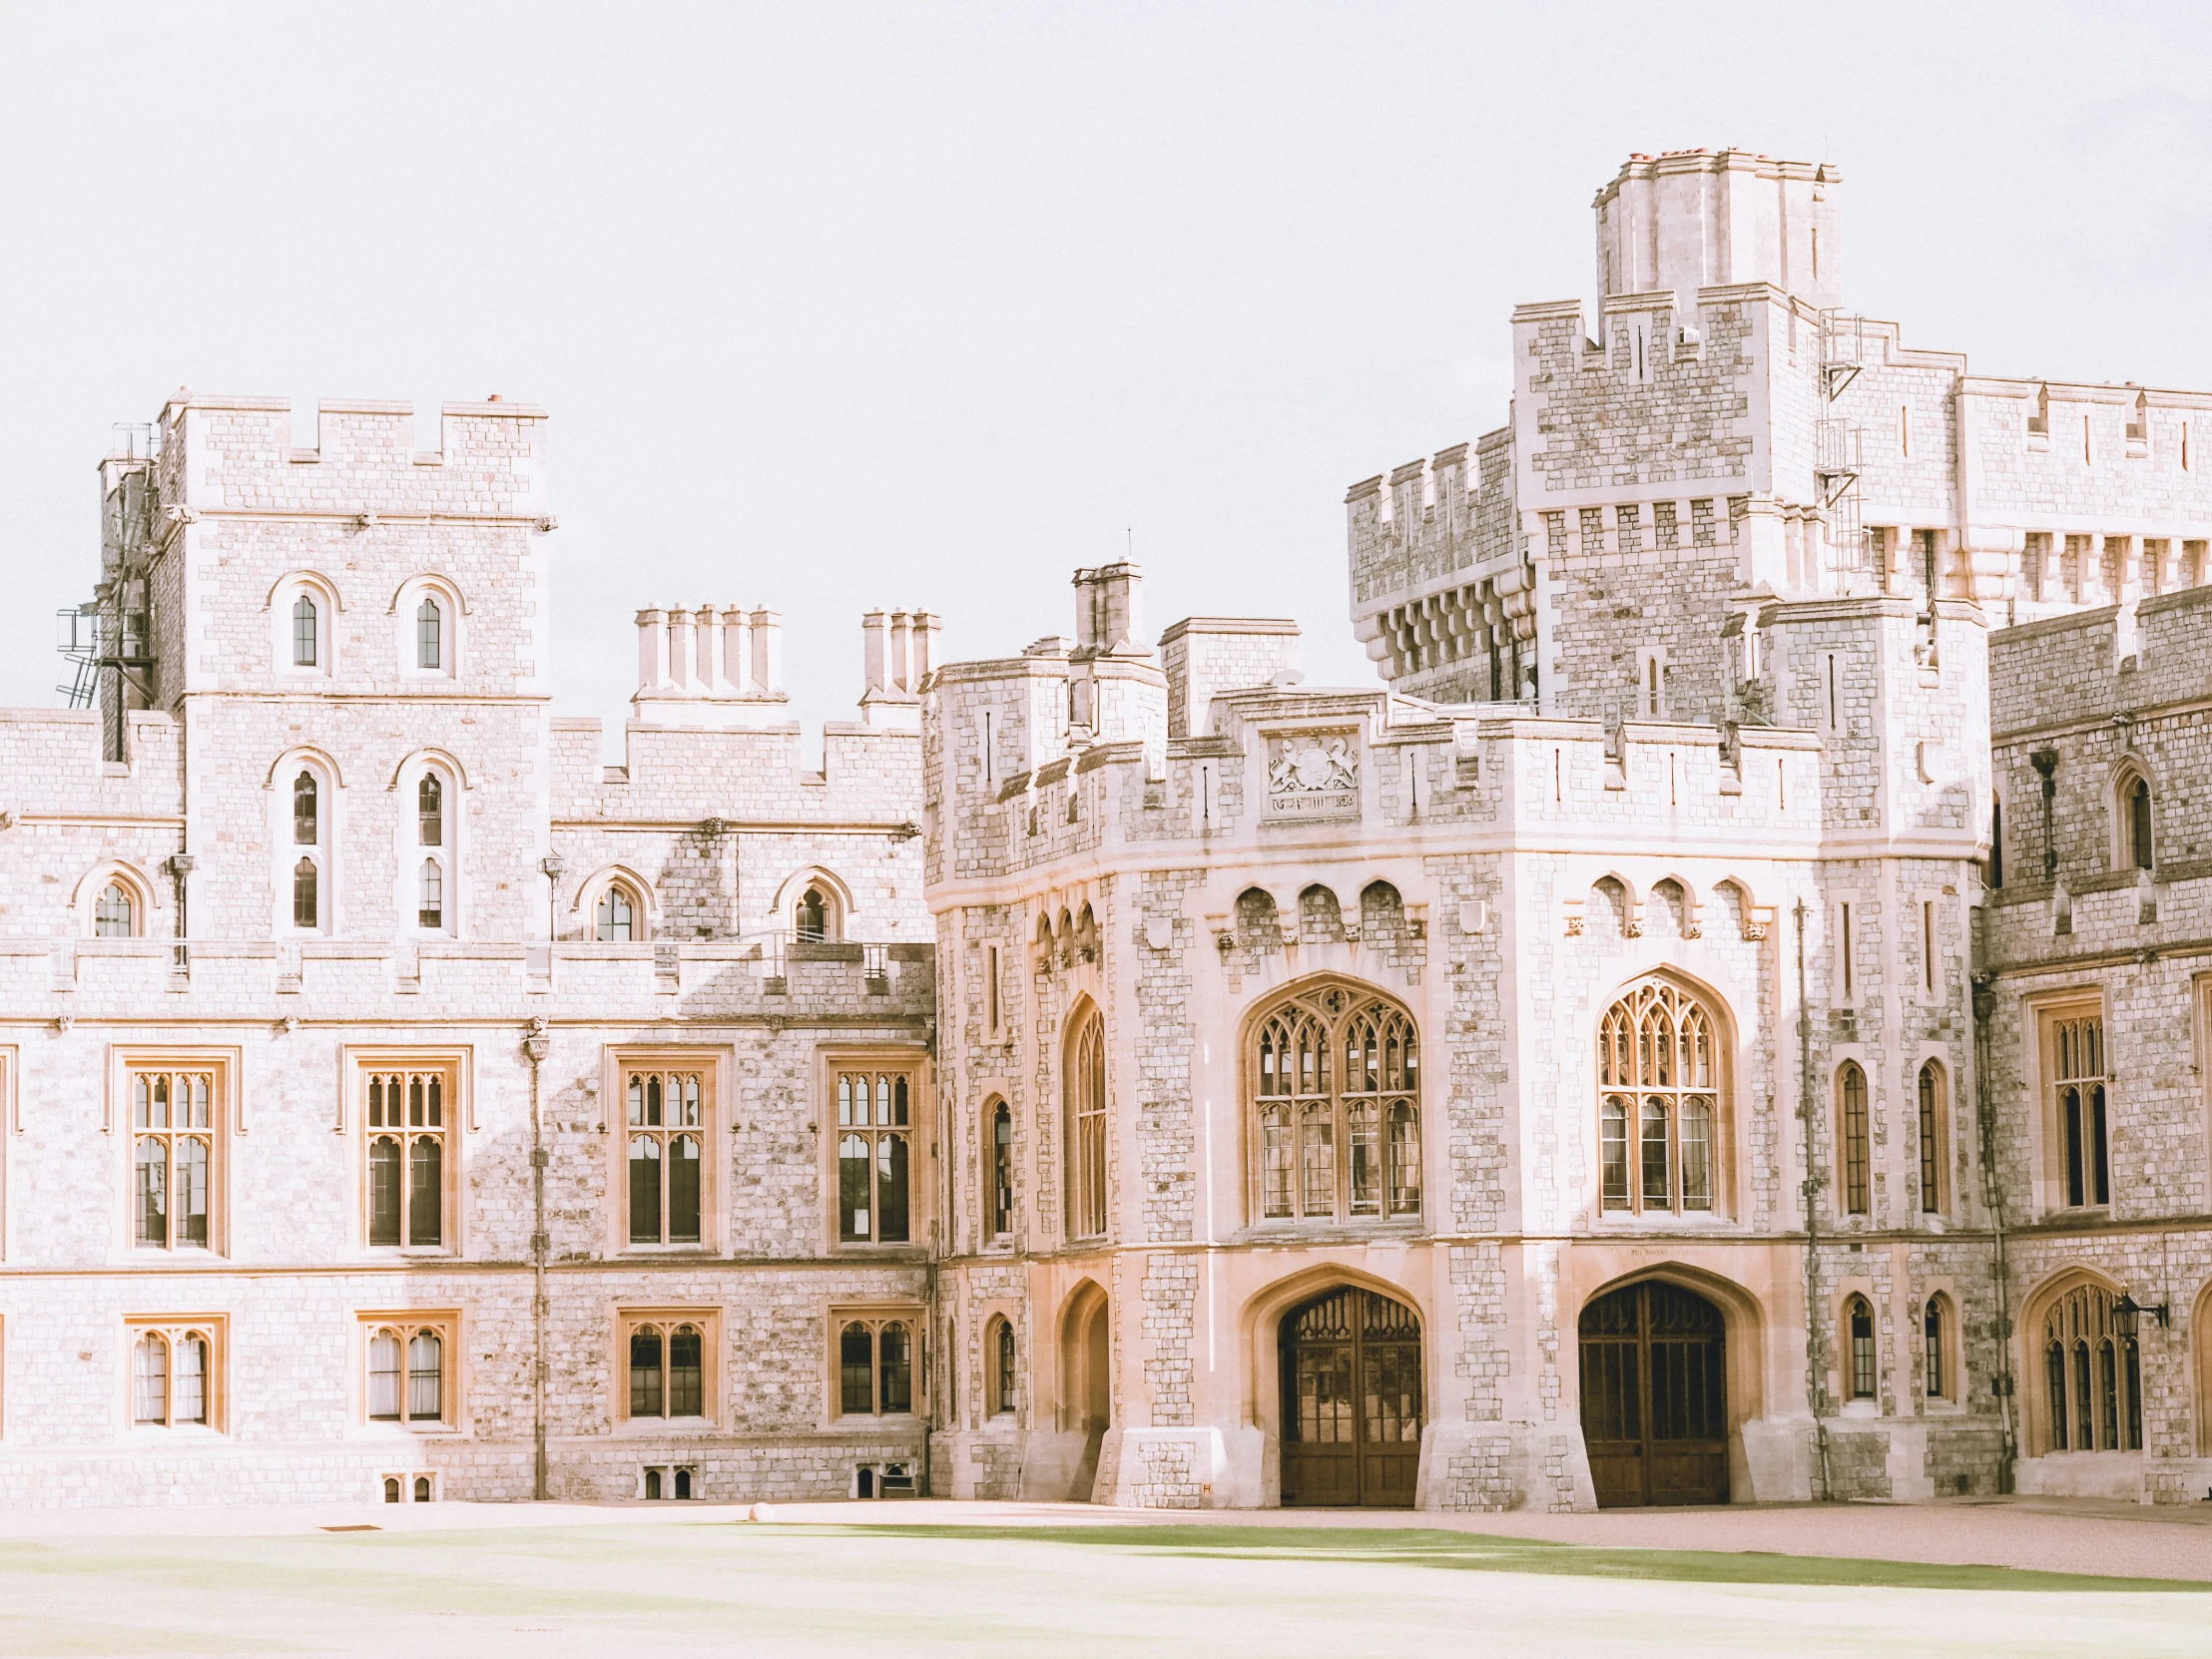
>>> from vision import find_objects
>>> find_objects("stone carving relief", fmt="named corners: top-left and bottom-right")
top-left (1265, 731), bottom-right (1359, 823)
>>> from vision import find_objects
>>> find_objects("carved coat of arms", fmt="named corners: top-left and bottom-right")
top-left (1266, 732), bottom-right (1359, 822)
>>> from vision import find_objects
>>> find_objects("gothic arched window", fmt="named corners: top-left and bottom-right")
top-left (1067, 1006), bottom-right (1108, 1239)
top-left (1597, 979), bottom-right (1719, 1215)
top-left (416, 597), bottom-right (442, 670)
top-left (596, 882), bottom-right (639, 942)
top-left (1838, 1062), bottom-right (1871, 1217)
top-left (1251, 981), bottom-right (1420, 1225)
top-left (292, 594), bottom-right (318, 667)
top-left (2038, 1282), bottom-right (2140, 1452)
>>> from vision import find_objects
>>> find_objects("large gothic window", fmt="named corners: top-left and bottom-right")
top-left (2038, 1282), bottom-right (2141, 1453)
top-left (1250, 982), bottom-right (1420, 1225)
top-left (1598, 979), bottom-right (1720, 1215)
top-left (1067, 1007), bottom-right (1108, 1239)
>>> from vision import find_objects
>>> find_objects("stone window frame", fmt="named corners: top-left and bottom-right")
top-left (613, 1306), bottom-right (722, 1429)
top-left (601, 1046), bottom-right (730, 1258)
top-left (75, 859), bottom-right (159, 939)
top-left (356, 1309), bottom-right (462, 1431)
top-left (2024, 992), bottom-right (2110, 1218)
top-left (1065, 1000), bottom-right (1110, 1241)
top-left (2109, 756), bottom-right (2157, 873)
top-left (819, 1045), bottom-right (930, 1256)
top-left (2022, 1271), bottom-right (2141, 1457)
top-left (828, 1302), bottom-right (926, 1423)
top-left (393, 751), bottom-right (465, 940)
top-left (269, 747), bottom-right (343, 937)
top-left (124, 1314), bottom-right (229, 1433)
top-left (982, 1308), bottom-right (1020, 1421)
top-left (1245, 975), bottom-right (1423, 1230)
top-left (111, 1046), bottom-right (240, 1260)
top-left (340, 1047), bottom-right (472, 1256)
top-left (1841, 1293), bottom-right (1879, 1405)
top-left (572, 863), bottom-right (657, 943)
top-left (983, 1092), bottom-right (1015, 1245)
top-left (1593, 974), bottom-right (1732, 1224)
top-left (1919, 1286), bottom-right (1962, 1409)
top-left (269, 569), bottom-right (340, 679)
top-left (1913, 1055), bottom-right (1954, 1219)
top-left (391, 573), bottom-right (464, 681)
top-left (0, 1046), bottom-right (12, 1267)
top-left (780, 865), bottom-right (852, 944)
top-left (1834, 1059), bottom-right (1872, 1220)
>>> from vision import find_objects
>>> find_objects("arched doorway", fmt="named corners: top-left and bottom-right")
top-left (1578, 1280), bottom-right (1728, 1507)
top-left (1278, 1286), bottom-right (1421, 1507)
top-left (1060, 1284), bottom-right (1110, 1500)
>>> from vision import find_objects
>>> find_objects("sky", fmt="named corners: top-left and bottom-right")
top-left (4, 2), bottom-right (2211, 755)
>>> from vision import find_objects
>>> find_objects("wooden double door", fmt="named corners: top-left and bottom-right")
top-left (1578, 1280), bottom-right (1730, 1507)
top-left (1280, 1287), bottom-right (1421, 1507)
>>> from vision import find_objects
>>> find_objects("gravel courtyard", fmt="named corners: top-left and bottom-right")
top-left (2, 1499), bottom-right (2208, 1657)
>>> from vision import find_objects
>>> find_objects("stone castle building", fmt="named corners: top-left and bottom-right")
top-left (4, 148), bottom-right (2211, 1510)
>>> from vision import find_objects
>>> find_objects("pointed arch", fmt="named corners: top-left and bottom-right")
top-left (773, 865), bottom-right (854, 943)
top-left (1064, 995), bottom-right (1108, 1241)
top-left (261, 744), bottom-right (347, 791)
top-left (1593, 968), bottom-right (1737, 1219)
top-left (384, 747), bottom-right (471, 793)
top-left (2018, 1267), bottom-right (2139, 1456)
top-left (2110, 755), bottom-right (2157, 871)
top-left (571, 862), bottom-right (658, 942)
top-left (71, 858), bottom-right (163, 935)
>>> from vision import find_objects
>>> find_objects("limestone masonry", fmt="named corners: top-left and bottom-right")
top-left (5, 148), bottom-right (2210, 1510)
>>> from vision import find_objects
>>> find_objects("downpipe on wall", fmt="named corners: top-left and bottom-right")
top-left (524, 1016), bottom-right (552, 1501)
top-left (1795, 899), bottom-right (1834, 1500)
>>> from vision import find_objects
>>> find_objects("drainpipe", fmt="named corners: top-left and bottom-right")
top-left (523, 1015), bottom-right (552, 1500)
top-left (1795, 899), bottom-right (1834, 1499)
top-left (1971, 967), bottom-right (2018, 1492)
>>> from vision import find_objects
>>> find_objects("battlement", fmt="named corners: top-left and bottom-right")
top-left (1595, 148), bottom-right (1841, 311)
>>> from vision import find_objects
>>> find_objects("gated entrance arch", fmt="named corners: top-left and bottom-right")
top-left (1577, 1279), bottom-right (1729, 1507)
top-left (1278, 1286), bottom-right (1421, 1507)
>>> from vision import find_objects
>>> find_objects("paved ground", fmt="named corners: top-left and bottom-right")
top-left (2, 1498), bottom-right (2209, 1656)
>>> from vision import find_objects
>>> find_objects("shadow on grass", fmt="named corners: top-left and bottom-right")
top-left (777, 1524), bottom-right (2210, 1595)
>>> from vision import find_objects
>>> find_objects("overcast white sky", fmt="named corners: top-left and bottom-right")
top-left (4, 3), bottom-right (2210, 752)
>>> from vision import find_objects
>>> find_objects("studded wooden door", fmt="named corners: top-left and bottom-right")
top-left (1578, 1281), bottom-right (1729, 1507)
top-left (1280, 1287), bottom-right (1422, 1507)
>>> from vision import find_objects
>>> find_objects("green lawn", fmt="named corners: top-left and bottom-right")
top-left (0, 1521), bottom-right (2205, 1657)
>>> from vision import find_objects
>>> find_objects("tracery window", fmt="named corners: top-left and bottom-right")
top-left (95, 880), bottom-right (137, 937)
top-left (595, 882), bottom-right (639, 942)
top-left (627, 1320), bottom-right (706, 1418)
top-left (366, 1323), bottom-right (448, 1425)
top-left (1845, 1295), bottom-right (1877, 1400)
top-left (1068, 1008), bottom-right (1109, 1238)
top-left (133, 1068), bottom-right (216, 1250)
top-left (2040, 1283), bottom-right (2140, 1451)
top-left (836, 1068), bottom-right (912, 1245)
top-left (628, 1068), bottom-right (704, 1246)
top-left (2048, 1012), bottom-right (2110, 1209)
top-left (797, 885), bottom-right (832, 942)
top-left (1838, 1063), bottom-right (1871, 1217)
top-left (1597, 980), bottom-right (1717, 1215)
top-left (132, 1324), bottom-right (215, 1427)
top-left (836, 1316), bottom-right (916, 1416)
top-left (366, 1069), bottom-right (447, 1249)
top-left (1252, 982), bottom-right (1420, 1225)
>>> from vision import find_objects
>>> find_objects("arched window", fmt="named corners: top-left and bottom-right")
top-left (2050, 1013), bottom-right (2109, 1208)
top-left (95, 880), bottom-right (137, 937)
top-left (1845, 1296), bottom-right (1877, 1400)
top-left (1924, 1294), bottom-right (1952, 1401)
top-left (133, 1069), bottom-right (213, 1250)
top-left (417, 776), bottom-right (442, 847)
top-left (627, 1320), bottom-right (705, 1418)
top-left (836, 1318), bottom-right (913, 1416)
top-left (1252, 981), bottom-right (1420, 1224)
top-left (292, 594), bottom-right (318, 667)
top-left (414, 1475), bottom-right (433, 1502)
top-left (989, 1315), bottom-right (1017, 1415)
top-left (2124, 773), bottom-right (2155, 870)
top-left (1838, 1063), bottom-right (1871, 1216)
top-left (1917, 1062), bottom-right (1946, 1215)
top-left (797, 885), bottom-right (830, 943)
top-left (417, 860), bottom-right (443, 930)
top-left (416, 597), bottom-right (442, 670)
top-left (293, 772), bottom-right (318, 845)
top-left (2039, 1282), bottom-right (2140, 1452)
top-left (1067, 1005), bottom-right (1108, 1239)
top-left (595, 882), bottom-right (639, 942)
top-left (131, 1328), bottom-right (209, 1426)
top-left (1596, 979), bottom-right (1716, 1215)
top-left (988, 1098), bottom-right (1013, 1239)
top-left (627, 1067), bottom-right (703, 1246)
top-left (384, 1477), bottom-right (401, 1502)
top-left (1988, 799), bottom-right (2003, 889)
top-left (365, 1070), bottom-right (446, 1248)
